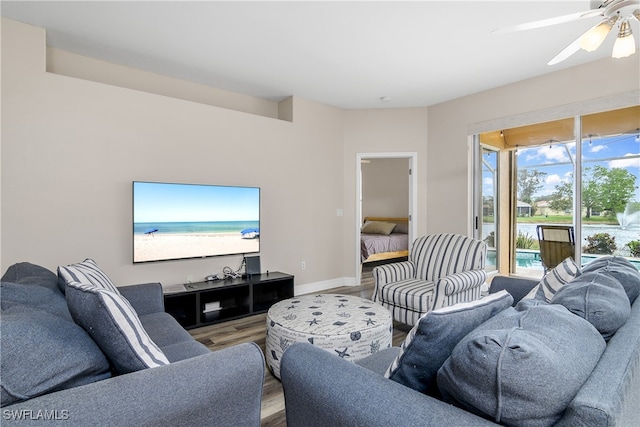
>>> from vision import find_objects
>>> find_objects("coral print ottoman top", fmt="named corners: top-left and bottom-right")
top-left (266, 294), bottom-right (393, 379)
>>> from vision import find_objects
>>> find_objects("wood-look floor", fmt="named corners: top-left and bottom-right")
top-left (188, 264), bottom-right (411, 427)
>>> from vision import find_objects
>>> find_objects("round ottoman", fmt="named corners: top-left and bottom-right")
top-left (265, 293), bottom-right (393, 379)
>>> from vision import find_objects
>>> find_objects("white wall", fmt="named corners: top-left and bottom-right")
top-left (46, 47), bottom-right (282, 120)
top-left (426, 57), bottom-right (640, 236)
top-left (361, 158), bottom-right (409, 219)
top-left (342, 108), bottom-right (429, 277)
top-left (1, 18), bottom-right (347, 290)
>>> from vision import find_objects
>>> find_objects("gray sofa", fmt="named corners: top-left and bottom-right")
top-left (281, 260), bottom-right (640, 426)
top-left (1, 262), bottom-right (265, 426)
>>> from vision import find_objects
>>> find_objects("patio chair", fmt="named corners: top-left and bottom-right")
top-left (536, 225), bottom-right (575, 273)
top-left (372, 233), bottom-right (487, 326)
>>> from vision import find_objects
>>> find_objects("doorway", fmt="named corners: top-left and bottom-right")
top-left (355, 152), bottom-right (418, 284)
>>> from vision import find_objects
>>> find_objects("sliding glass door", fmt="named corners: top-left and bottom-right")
top-left (476, 105), bottom-right (639, 277)
top-left (580, 109), bottom-right (640, 264)
top-left (514, 141), bottom-right (576, 275)
top-left (481, 146), bottom-right (499, 273)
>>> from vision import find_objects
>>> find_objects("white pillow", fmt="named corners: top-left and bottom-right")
top-left (58, 258), bottom-right (120, 294)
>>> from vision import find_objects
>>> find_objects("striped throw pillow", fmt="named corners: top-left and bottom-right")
top-left (65, 280), bottom-right (169, 373)
top-left (58, 259), bottom-right (119, 294)
top-left (523, 256), bottom-right (581, 302)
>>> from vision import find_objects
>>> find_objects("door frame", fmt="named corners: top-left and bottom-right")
top-left (355, 152), bottom-right (418, 284)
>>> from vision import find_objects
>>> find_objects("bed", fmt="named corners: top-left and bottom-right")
top-left (360, 217), bottom-right (409, 263)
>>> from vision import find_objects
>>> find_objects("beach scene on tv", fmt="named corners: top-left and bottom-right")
top-left (133, 182), bottom-right (260, 263)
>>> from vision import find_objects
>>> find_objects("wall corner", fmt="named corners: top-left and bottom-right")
top-left (278, 96), bottom-right (294, 122)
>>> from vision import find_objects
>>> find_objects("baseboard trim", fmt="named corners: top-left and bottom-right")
top-left (294, 276), bottom-right (358, 295)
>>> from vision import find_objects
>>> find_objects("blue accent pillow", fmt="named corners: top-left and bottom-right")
top-left (58, 258), bottom-right (120, 294)
top-left (1, 262), bottom-right (59, 293)
top-left (384, 291), bottom-right (513, 396)
top-left (438, 304), bottom-right (606, 426)
top-left (65, 281), bottom-right (170, 374)
top-left (551, 271), bottom-right (631, 341)
top-left (582, 256), bottom-right (640, 304)
top-left (514, 297), bottom-right (548, 311)
top-left (1, 282), bottom-right (111, 406)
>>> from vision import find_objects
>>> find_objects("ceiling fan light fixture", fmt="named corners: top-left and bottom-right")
top-left (612, 20), bottom-right (636, 58)
top-left (580, 17), bottom-right (617, 51)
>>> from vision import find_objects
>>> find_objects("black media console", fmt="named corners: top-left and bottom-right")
top-left (163, 271), bottom-right (294, 329)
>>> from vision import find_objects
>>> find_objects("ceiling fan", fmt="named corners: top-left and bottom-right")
top-left (493, 0), bottom-right (640, 65)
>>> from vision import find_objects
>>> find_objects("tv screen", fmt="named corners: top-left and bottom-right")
top-left (133, 181), bottom-right (260, 263)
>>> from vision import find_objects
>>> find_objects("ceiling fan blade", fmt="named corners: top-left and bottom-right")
top-left (547, 19), bottom-right (609, 65)
top-left (548, 39), bottom-right (582, 65)
top-left (492, 9), bottom-right (602, 34)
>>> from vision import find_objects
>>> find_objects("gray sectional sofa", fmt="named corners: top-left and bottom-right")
top-left (281, 256), bottom-right (640, 427)
top-left (1, 261), bottom-right (265, 426)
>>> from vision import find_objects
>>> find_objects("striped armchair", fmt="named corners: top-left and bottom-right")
top-left (372, 233), bottom-right (487, 326)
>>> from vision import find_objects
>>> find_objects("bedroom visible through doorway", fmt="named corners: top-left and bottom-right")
top-left (355, 152), bottom-right (418, 285)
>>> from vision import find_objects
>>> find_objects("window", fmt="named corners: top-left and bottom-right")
top-left (477, 105), bottom-right (640, 277)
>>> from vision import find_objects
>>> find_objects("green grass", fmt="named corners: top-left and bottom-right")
top-left (483, 215), bottom-right (620, 225)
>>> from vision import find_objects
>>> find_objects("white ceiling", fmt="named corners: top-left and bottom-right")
top-left (2, 1), bottom-right (637, 109)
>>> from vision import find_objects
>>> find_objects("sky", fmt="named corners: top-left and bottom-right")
top-left (133, 182), bottom-right (260, 223)
top-left (521, 133), bottom-right (640, 201)
top-left (483, 133), bottom-right (640, 204)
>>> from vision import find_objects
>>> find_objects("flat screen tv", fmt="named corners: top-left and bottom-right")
top-left (133, 181), bottom-right (260, 263)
